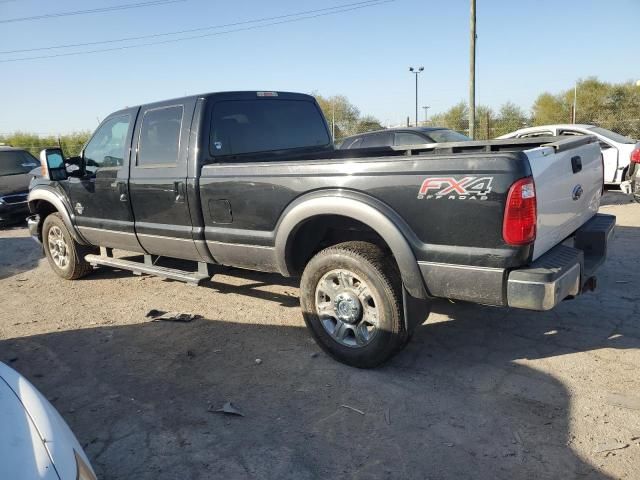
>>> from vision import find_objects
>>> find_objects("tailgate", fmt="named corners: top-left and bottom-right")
top-left (525, 136), bottom-right (602, 260)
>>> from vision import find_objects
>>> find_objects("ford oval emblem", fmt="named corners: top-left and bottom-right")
top-left (572, 185), bottom-right (583, 201)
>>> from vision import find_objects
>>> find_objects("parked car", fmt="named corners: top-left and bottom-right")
top-left (0, 146), bottom-right (40, 226)
top-left (0, 362), bottom-right (96, 480)
top-left (497, 124), bottom-right (640, 185)
top-left (338, 127), bottom-right (471, 149)
top-left (28, 91), bottom-right (614, 368)
top-left (623, 152), bottom-right (640, 202)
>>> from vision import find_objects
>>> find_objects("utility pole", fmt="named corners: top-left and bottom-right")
top-left (409, 66), bottom-right (424, 127)
top-left (469, 0), bottom-right (476, 139)
top-left (422, 106), bottom-right (430, 125)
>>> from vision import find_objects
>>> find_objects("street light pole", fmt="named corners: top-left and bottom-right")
top-left (469, 0), bottom-right (476, 139)
top-left (422, 105), bottom-right (430, 125)
top-left (409, 66), bottom-right (424, 127)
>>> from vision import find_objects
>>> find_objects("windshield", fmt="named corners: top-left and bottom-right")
top-left (589, 127), bottom-right (636, 144)
top-left (0, 150), bottom-right (40, 176)
top-left (427, 129), bottom-right (471, 143)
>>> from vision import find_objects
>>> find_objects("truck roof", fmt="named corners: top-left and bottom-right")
top-left (119, 91), bottom-right (316, 112)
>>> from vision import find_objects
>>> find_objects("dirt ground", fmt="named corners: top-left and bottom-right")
top-left (1, 190), bottom-right (639, 479)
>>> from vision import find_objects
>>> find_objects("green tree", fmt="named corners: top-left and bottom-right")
top-left (314, 93), bottom-right (384, 139)
top-left (495, 101), bottom-right (529, 137)
top-left (0, 131), bottom-right (90, 157)
top-left (532, 92), bottom-right (568, 125)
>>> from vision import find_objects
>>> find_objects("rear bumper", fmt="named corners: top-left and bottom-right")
top-left (418, 213), bottom-right (615, 311)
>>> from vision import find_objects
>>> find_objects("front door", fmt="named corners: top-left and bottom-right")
top-left (66, 109), bottom-right (142, 251)
top-left (128, 99), bottom-right (201, 261)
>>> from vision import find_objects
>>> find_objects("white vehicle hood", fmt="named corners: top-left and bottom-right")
top-left (0, 362), bottom-right (94, 480)
top-left (0, 374), bottom-right (59, 479)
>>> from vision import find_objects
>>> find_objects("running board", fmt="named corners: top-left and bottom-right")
top-left (85, 254), bottom-right (212, 286)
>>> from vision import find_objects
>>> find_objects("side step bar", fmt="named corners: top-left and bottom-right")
top-left (85, 252), bottom-right (212, 286)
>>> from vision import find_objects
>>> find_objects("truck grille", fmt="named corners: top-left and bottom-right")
top-left (1, 193), bottom-right (28, 204)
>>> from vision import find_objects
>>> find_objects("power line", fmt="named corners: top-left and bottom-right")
top-left (0, 0), bottom-right (185, 24)
top-left (0, 1), bottom-right (393, 63)
top-left (0, 0), bottom-right (383, 55)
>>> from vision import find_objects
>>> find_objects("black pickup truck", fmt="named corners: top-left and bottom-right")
top-left (28, 91), bottom-right (614, 367)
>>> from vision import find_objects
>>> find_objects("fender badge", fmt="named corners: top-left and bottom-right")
top-left (75, 202), bottom-right (84, 215)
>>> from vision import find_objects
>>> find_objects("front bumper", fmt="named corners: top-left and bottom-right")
top-left (27, 214), bottom-right (41, 241)
top-left (506, 213), bottom-right (615, 310)
top-left (0, 202), bottom-right (30, 225)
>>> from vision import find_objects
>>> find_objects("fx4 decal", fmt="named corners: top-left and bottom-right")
top-left (417, 176), bottom-right (494, 200)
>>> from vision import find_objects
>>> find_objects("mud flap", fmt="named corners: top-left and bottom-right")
top-left (402, 285), bottom-right (431, 335)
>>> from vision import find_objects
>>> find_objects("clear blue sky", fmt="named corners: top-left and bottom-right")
top-left (1, 0), bottom-right (638, 134)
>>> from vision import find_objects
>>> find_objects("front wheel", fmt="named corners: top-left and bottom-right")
top-left (42, 213), bottom-right (94, 280)
top-left (300, 241), bottom-right (408, 368)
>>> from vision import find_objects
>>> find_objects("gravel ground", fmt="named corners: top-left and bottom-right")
top-left (0, 191), bottom-right (639, 479)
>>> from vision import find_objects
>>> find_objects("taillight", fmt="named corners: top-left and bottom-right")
top-left (503, 177), bottom-right (537, 245)
top-left (631, 148), bottom-right (640, 164)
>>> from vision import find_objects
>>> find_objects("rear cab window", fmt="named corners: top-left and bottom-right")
top-left (209, 99), bottom-right (330, 159)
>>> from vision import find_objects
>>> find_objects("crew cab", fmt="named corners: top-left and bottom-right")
top-left (28, 91), bottom-right (615, 368)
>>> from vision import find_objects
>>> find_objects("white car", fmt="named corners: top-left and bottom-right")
top-left (0, 362), bottom-right (96, 480)
top-left (497, 124), bottom-right (640, 185)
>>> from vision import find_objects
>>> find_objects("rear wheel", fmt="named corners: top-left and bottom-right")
top-left (300, 241), bottom-right (407, 368)
top-left (42, 213), bottom-right (94, 280)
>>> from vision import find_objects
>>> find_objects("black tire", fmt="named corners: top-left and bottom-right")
top-left (300, 241), bottom-right (407, 368)
top-left (42, 213), bottom-right (94, 280)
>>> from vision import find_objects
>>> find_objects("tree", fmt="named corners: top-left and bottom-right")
top-left (532, 92), bottom-right (568, 125)
top-left (495, 101), bottom-right (529, 137)
top-left (314, 93), bottom-right (383, 139)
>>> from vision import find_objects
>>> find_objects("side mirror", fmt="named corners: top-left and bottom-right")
top-left (39, 148), bottom-right (67, 181)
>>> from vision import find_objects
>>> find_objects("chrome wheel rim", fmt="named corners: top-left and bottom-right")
top-left (48, 225), bottom-right (69, 268)
top-left (315, 269), bottom-right (379, 348)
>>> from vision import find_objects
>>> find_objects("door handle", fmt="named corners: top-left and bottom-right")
top-left (571, 156), bottom-right (582, 173)
top-left (174, 181), bottom-right (185, 203)
top-left (112, 181), bottom-right (128, 202)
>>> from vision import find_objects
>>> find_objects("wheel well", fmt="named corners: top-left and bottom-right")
top-left (287, 215), bottom-right (393, 276)
top-left (31, 200), bottom-right (57, 241)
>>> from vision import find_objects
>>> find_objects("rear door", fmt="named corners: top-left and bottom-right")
top-left (128, 98), bottom-right (202, 261)
top-left (525, 139), bottom-right (602, 259)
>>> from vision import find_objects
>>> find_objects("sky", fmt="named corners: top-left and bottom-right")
top-left (0, 0), bottom-right (639, 134)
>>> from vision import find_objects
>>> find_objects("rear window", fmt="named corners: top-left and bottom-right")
top-left (210, 100), bottom-right (330, 157)
top-left (427, 129), bottom-right (471, 143)
top-left (0, 150), bottom-right (40, 176)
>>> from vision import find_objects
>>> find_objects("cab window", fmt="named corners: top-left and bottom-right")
top-left (84, 115), bottom-right (131, 173)
top-left (394, 132), bottom-right (427, 146)
top-left (360, 132), bottom-right (393, 148)
top-left (137, 105), bottom-right (184, 167)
